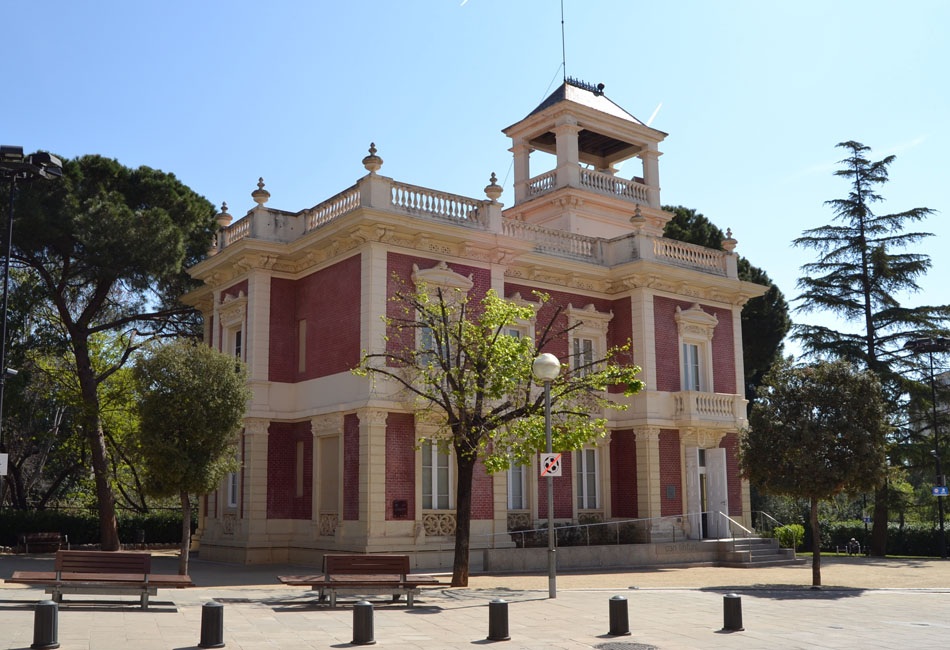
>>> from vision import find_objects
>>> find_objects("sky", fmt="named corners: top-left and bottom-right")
top-left (5, 0), bottom-right (949, 358)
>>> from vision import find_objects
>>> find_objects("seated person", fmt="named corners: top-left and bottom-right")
top-left (846, 538), bottom-right (861, 555)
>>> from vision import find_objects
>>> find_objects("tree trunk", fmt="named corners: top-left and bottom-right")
top-left (451, 454), bottom-right (476, 587)
top-left (179, 491), bottom-right (191, 576)
top-left (870, 484), bottom-right (888, 556)
top-left (810, 497), bottom-right (821, 587)
top-left (75, 343), bottom-right (120, 551)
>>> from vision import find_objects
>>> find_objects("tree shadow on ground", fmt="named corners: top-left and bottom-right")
top-left (699, 585), bottom-right (866, 600)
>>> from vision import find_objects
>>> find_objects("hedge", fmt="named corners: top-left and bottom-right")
top-left (0, 508), bottom-right (197, 549)
top-left (803, 519), bottom-right (946, 557)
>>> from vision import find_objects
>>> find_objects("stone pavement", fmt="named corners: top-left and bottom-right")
top-left (2, 553), bottom-right (950, 649)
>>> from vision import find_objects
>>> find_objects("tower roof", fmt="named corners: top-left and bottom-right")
top-left (527, 77), bottom-right (645, 125)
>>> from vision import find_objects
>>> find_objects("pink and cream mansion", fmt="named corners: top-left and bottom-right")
top-left (184, 79), bottom-right (766, 567)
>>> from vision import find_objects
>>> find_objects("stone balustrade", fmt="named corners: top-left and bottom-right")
top-left (673, 391), bottom-right (742, 422)
top-left (213, 174), bottom-right (734, 278)
top-left (580, 168), bottom-right (649, 203)
top-left (527, 169), bottom-right (557, 197)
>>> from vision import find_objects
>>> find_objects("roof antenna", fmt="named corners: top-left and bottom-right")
top-left (561, 0), bottom-right (567, 81)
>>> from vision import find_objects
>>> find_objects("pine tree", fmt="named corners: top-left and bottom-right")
top-left (794, 141), bottom-right (950, 556)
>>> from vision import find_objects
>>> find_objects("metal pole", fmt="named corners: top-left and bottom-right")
top-left (0, 175), bottom-right (15, 510)
top-left (545, 379), bottom-right (556, 599)
top-left (929, 349), bottom-right (947, 559)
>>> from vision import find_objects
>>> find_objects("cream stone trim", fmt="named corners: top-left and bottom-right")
top-left (411, 260), bottom-right (474, 292)
top-left (311, 413), bottom-right (344, 437)
top-left (566, 303), bottom-right (613, 335)
top-left (219, 291), bottom-right (247, 329)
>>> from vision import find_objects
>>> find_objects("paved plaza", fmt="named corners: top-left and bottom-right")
top-left (2, 553), bottom-right (950, 649)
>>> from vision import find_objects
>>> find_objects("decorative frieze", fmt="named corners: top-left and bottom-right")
top-left (422, 511), bottom-right (457, 536)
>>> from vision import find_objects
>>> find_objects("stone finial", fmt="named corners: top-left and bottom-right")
top-left (252, 178), bottom-right (270, 206)
top-left (629, 205), bottom-right (646, 225)
top-left (362, 142), bottom-right (383, 173)
top-left (484, 172), bottom-right (503, 201)
top-left (722, 228), bottom-right (738, 253)
top-left (215, 201), bottom-right (233, 229)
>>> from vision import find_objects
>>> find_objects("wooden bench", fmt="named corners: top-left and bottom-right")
top-left (5, 550), bottom-right (194, 609)
top-left (17, 532), bottom-right (67, 554)
top-left (279, 554), bottom-right (447, 608)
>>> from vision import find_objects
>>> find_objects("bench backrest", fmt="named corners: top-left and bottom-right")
top-left (323, 554), bottom-right (410, 576)
top-left (55, 550), bottom-right (151, 575)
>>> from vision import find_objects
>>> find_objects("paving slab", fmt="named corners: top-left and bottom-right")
top-left (2, 552), bottom-right (949, 649)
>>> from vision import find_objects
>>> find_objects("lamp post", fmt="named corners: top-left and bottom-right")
top-left (904, 336), bottom-right (950, 559)
top-left (0, 146), bottom-right (63, 507)
top-left (532, 352), bottom-right (561, 599)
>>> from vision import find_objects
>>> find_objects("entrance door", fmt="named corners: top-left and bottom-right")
top-left (705, 447), bottom-right (729, 539)
top-left (685, 448), bottom-right (702, 540)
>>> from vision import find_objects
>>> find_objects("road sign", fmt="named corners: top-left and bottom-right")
top-left (0, 452), bottom-right (7, 476)
top-left (933, 486), bottom-right (949, 497)
top-left (540, 453), bottom-right (562, 477)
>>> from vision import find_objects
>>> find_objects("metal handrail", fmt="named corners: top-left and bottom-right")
top-left (478, 513), bottom-right (689, 549)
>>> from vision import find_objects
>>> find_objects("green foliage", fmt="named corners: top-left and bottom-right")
top-left (793, 141), bottom-right (949, 385)
top-left (743, 358), bottom-right (889, 499)
top-left (0, 508), bottom-right (196, 548)
top-left (774, 524), bottom-right (805, 550)
top-left (133, 341), bottom-right (251, 498)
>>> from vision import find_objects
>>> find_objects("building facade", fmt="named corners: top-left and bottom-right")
top-left (184, 79), bottom-right (766, 566)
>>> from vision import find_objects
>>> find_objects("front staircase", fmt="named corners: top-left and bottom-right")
top-left (720, 536), bottom-right (805, 568)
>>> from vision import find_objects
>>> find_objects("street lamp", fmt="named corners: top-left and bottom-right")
top-left (532, 352), bottom-right (561, 599)
top-left (0, 146), bottom-right (63, 506)
top-left (904, 336), bottom-right (950, 559)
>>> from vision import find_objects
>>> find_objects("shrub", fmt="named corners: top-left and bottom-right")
top-left (774, 524), bottom-right (804, 549)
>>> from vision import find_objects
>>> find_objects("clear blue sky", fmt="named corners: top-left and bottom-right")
top-left (6, 1), bottom-right (948, 356)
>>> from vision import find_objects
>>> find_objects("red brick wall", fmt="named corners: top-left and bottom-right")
top-left (269, 255), bottom-right (361, 382)
top-left (385, 413), bottom-right (415, 520)
top-left (659, 429), bottom-right (682, 516)
top-left (266, 421), bottom-right (312, 520)
top-left (343, 413), bottom-right (360, 521)
top-left (610, 429), bottom-right (638, 518)
top-left (269, 278), bottom-right (296, 382)
top-left (472, 457), bottom-right (494, 520)
top-left (537, 451), bottom-right (574, 519)
top-left (720, 433), bottom-right (743, 516)
top-left (652, 296), bottom-right (736, 394)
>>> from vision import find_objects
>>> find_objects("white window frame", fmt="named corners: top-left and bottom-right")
top-left (575, 447), bottom-right (600, 510)
top-left (674, 303), bottom-right (718, 393)
top-left (566, 304), bottom-right (613, 378)
top-left (507, 463), bottom-right (527, 510)
top-left (218, 290), bottom-right (248, 363)
top-left (421, 440), bottom-right (454, 510)
top-left (226, 464), bottom-right (239, 509)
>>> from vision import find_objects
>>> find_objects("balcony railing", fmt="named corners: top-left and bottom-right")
top-left (580, 168), bottom-right (649, 203)
top-left (213, 174), bottom-right (732, 278)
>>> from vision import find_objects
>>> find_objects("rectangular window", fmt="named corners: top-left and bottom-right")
top-left (422, 441), bottom-right (452, 510)
top-left (682, 342), bottom-right (701, 391)
top-left (576, 448), bottom-right (599, 510)
top-left (234, 329), bottom-right (243, 360)
top-left (226, 470), bottom-right (239, 509)
top-left (572, 337), bottom-right (594, 376)
top-left (507, 463), bottom-right (526, 510)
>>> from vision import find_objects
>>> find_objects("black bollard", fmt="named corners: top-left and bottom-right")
top-left (722, 593), bottom-right (744, 632)
top-left (31, 600), bottom-right (59, 650)
top-left (486, 598), bottom-right (510, 641)
top-left (607, 595), bottom-right (631, 636)
top-left (352, 600), bottom-right (376, 645)
top-left (198, 601), bottom-right (225, 648)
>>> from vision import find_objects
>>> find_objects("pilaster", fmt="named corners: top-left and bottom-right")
top-left (357, 408), bottom-right (390, 539)
top-left (634, 426), bottom-right (661, 520)
top-left (361, 243), bottom-right (389, 357)
top-left (510, 140), bottom-right (531, 203)
top-left (246, 270), bottom-right (271, 412)
top-left (242, 418), bottom-right (270, 537)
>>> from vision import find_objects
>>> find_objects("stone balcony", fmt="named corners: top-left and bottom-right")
top-left (210, 172), bottom-right (737, 279)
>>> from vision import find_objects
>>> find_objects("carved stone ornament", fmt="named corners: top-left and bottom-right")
top-left (219, 291), bottom-right (247, 328)
top-left (674, 303), bottom-right (718, 341)
top-left (566, 303), bottom-right (613, 334)
top-left (411, 261), bottom-right (474, 292)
